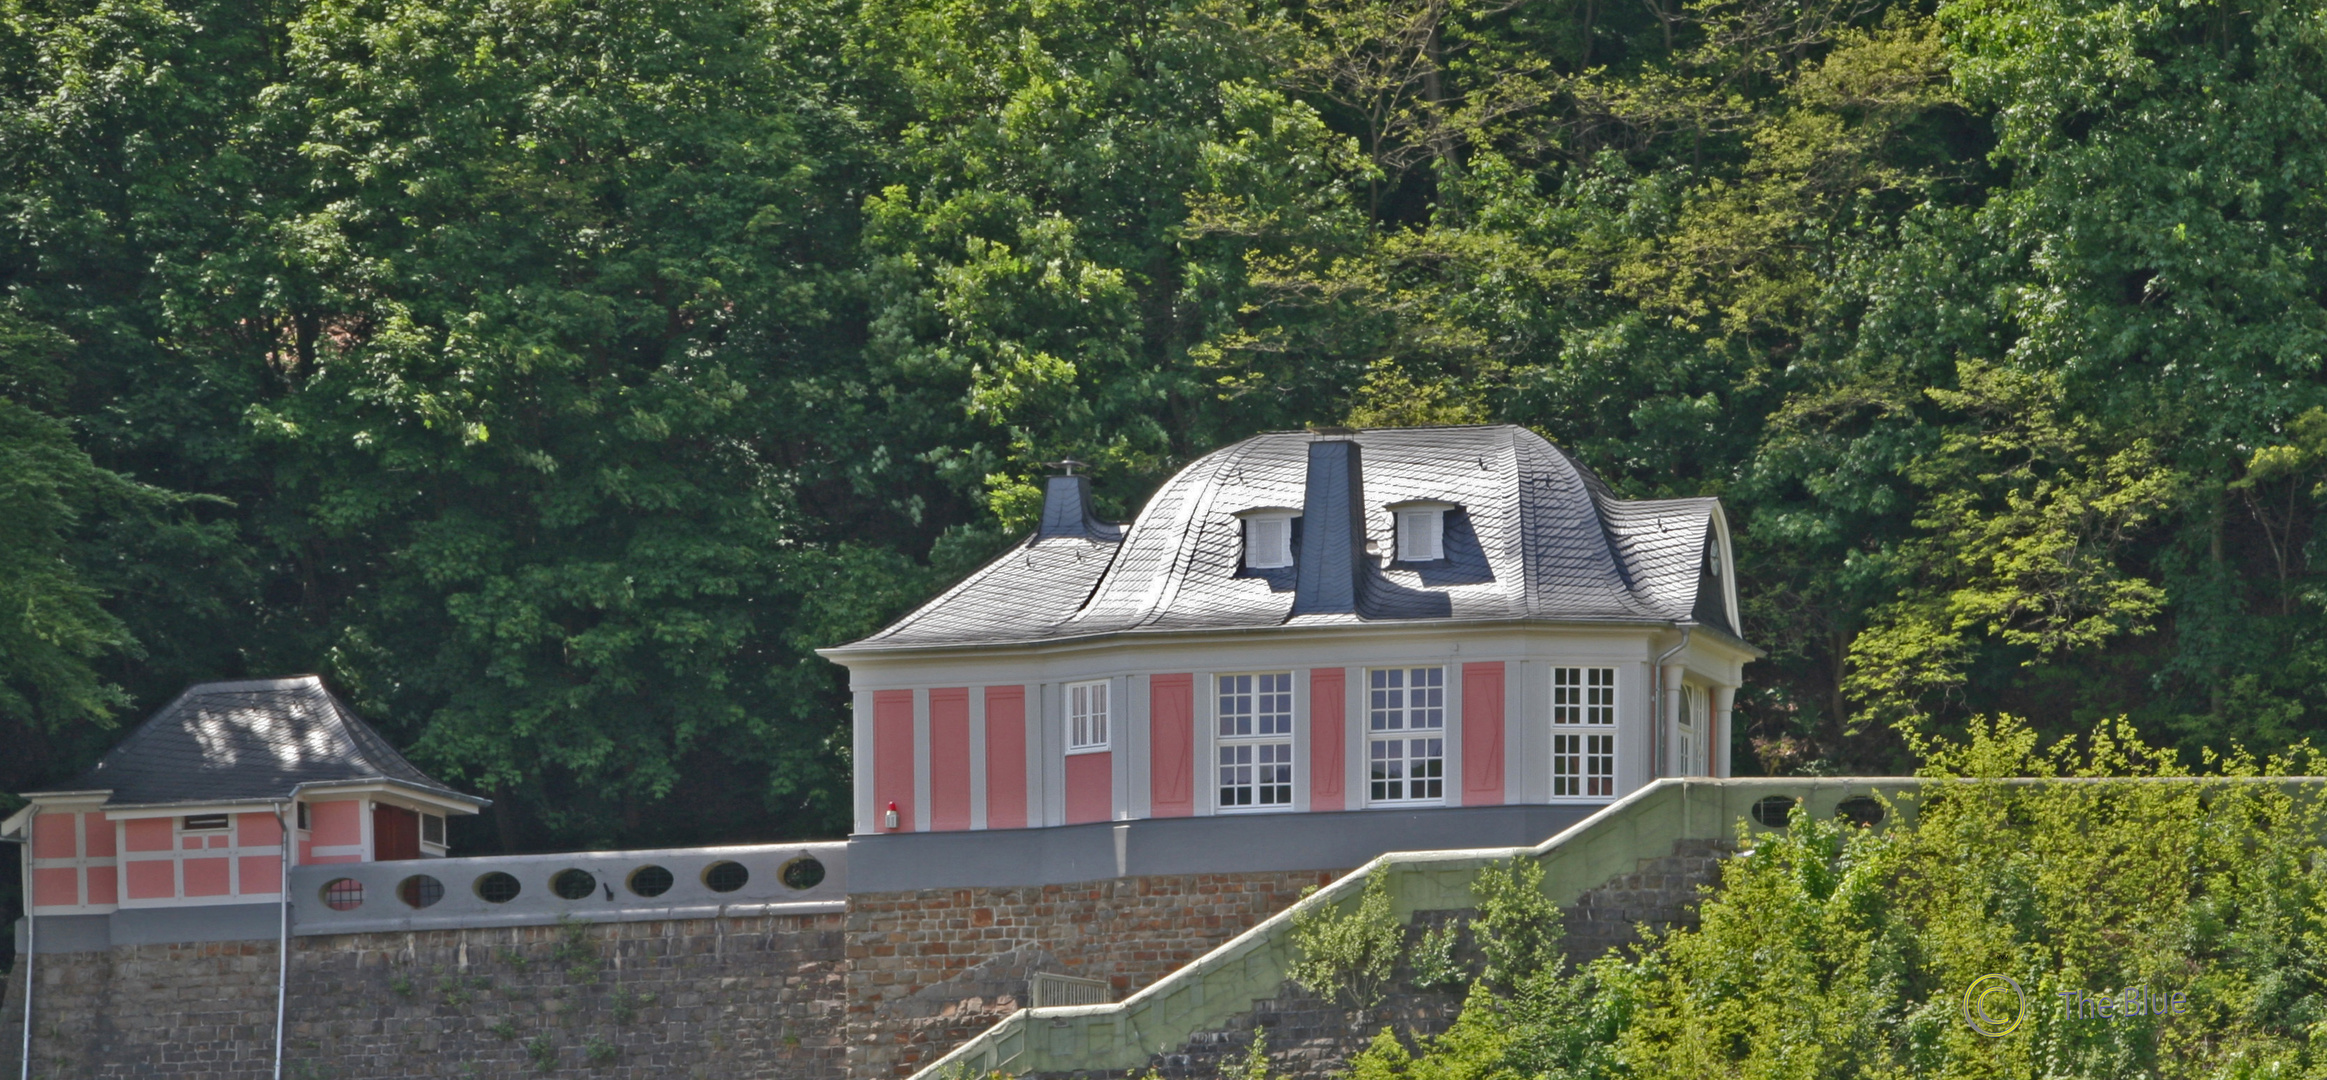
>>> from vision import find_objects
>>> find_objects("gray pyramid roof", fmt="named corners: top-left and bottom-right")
top-left (832, 425), bottom-right (1752, 654)
top-left (27, 676), bottom-right (482, 808)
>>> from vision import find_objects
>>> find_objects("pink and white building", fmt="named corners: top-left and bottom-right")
top-left (822, 426), bottom-right (1760, 888)
top-left (2, 676), bottom-right (482, 946)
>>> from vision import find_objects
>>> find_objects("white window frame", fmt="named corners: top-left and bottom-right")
top-left (1678, 684), bottom-right (1708, 777)
top-left (1389, 502), bottom-right (1452, 563)
top-left (1365, 666), bottom-right (1445, 805)
top-left (1216, 672), bottom-right (1296, 811)
top-left (1242, 512), bottom-right (1297, 570)
top-left (1067, 680), bottom-right (1111, 753)
top-left (1551, 666), bottom-right (1618, 799)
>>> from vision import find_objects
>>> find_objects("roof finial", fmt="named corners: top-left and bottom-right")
top-left (1046, 458), bottom-right (1087, 477)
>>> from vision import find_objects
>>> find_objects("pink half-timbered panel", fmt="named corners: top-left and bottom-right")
top-left (984, 686), bottom-right (1027, 830)
top-left (83, 811), bottom-right (115, 856)
top-left (182, 857), bottom-right (231, 897)
top-left (239, 855), bottom-right (282, 895)
top-left (874, 689), bottom-right (916, 832)
top-left (1462, 662), bottom-right (1505, 805)
top-left (1149, 674), bottom-right (1194, 817)
top-left (928, 688), bottom-right (972, 831)
top-left (30, 811), bottom-right (75, 859)
top-left (124, 817), bottom-right (172, 852)
top-left (32, 867), bottom-right (78, 907)
top-left (1309, 668), bottom-right (1347, 811)
top-left (303, 799), bottom-right (365, 864)
top-left (125, 859), bottom-right (174, 900)
top-left (86, 864), bottom-right (118, 906)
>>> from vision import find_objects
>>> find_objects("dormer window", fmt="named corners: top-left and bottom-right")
top-left (1388, 501), bottom-right (1454, 562)
top-left (1236, 508), bottom-right (1300, 570)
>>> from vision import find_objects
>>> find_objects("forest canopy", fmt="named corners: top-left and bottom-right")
top-left (2, 0), bottom-right (2324, 856)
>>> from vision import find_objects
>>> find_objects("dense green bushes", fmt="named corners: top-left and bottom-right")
top-left (1349, 719), bottom-right (2327, 1079)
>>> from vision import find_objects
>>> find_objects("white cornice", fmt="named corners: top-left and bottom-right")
top-left (824, 615), bottom-right (1765, 666)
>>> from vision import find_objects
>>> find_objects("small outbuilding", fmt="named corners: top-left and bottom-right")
top-left (4, 675), bottom-right (482, 946)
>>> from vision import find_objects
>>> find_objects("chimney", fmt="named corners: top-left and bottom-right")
top-left (1035, 474), bottom-right (1120, 542)
top-left (1292, 437), bottom-right (1367, 615)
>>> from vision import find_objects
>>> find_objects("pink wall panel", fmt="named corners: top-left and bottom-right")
top-left (123, 818), bottom-right (172, 853)
top-left (126, 860), bottom-right (175, 900)
top-left (239, 855), bottom-right (282, 894)
top-left (1149, 674), bottom-right (1194, 817)
top-left (238, 812), bottom-right (284, 848)
top-left (309, 800), bottom-right (363, 847)
top-left (874, 689), bottom-right (916, 832)
top-left (1462, 662), bottom-right (1506, 805)
top-left (84, 812), bottom-right (115, 856)
top-left (182, 857), bottom-right (231, 897)
top-left (30, 812), bottom-right (76, 859)
top-left (928, 687), bottom-right (972, 831)
top-left (1064, 752), bottom-right (1113, 825)
top-left (31, 867), bottom-right (78, 907)
top-left (87, 865), bottom-right (118, 906)
top-left (1309, 668), bottom-right (1346, 811)
top-left (985, 686), bottom-right (1028, 830)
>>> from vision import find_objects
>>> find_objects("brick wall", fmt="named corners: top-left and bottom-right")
top-left (845, 870), bottom-right (1348, 1080)
top-left (2, 913), bottom-right (845, 1080)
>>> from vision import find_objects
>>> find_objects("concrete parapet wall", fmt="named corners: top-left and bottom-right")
top-left (288, 841), bottom-right (846, 936)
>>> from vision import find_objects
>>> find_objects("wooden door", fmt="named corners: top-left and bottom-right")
top-left (373, 805), bottom-right (420, 861)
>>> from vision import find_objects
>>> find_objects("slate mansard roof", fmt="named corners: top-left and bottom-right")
top-left (25, 676), bottom-right (483, 809)
top-left (833, 425), bottom-right (1751, 654)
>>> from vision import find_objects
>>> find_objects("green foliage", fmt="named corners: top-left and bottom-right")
top-left (1377, 718), bottom-right (2327, 1079)
top-left (1469, 857), bottom-right (1563, 992)
top-left (582, 1037), bottom-right (619, 1064)
top-left (524, 1034), bottom-right (557, 1070)
top-left (1409, 922), bottom-right (1466, 993)
top-left (1289, 866), bottom-right (1406, 1008)
top-left (5, 0), bottom-right (2327, 841)
top-left (1227, 1028), bottom-right (1273, 1080)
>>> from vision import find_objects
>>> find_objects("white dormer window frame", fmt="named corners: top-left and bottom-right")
top-left (1235, 507), bottom-right (1300, 570)
top-left (1387, 500), bottom-right (1455, 563)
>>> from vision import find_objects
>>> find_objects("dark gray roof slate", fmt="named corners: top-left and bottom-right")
top-left (838, 426), bottom-right (1745, 651)
top-left (28, 676), bottom-right (479, 807)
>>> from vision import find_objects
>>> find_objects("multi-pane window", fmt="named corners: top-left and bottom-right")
top-left (1552, 667), bottom-right (1617, 798)
top-left (1068, 680), bottom-right (1110, 751)
top-left (1219, 673), bottom-right (1294, 809)
top-left (1219, 743), bottom-right (1295, 808)
top-left (1367, 667), bottom-right (1445, 802)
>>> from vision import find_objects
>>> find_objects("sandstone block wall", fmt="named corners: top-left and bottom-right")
top-left (845, 870), bottom-right (1347, 1080)
top-left (2, 913), bottom-right (845, 1080)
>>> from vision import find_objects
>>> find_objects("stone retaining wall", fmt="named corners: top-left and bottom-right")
top-left (1028, 839), bottom-right (1736, 1080)
top-left (844, 870), bottom-right (1347, 1080)
top-left (2, 913), bottom-right (845, 1080)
